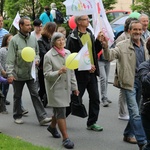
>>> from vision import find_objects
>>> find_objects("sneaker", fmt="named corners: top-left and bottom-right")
top-left (14, 119), bottom-right (24, 124)
top-left (22, 110), bottom-right (29, 115)
top-left (102, 101), bottom-right (109, 107)
top-left (87, 124), bottom-right (103, 131)
top-left (62, 138), bottom-right (74, 149)
top-left (39, 117), bottom-right (52, 126)
top-left (118, 115), bottom-right (129, 121)
top-left (47, 125), bottom-right (61, 138)
top-left (107, 99), bottom-right (112, 103)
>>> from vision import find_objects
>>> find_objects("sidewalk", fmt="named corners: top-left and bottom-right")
top-left (0, 83), bottom-right (137, 150)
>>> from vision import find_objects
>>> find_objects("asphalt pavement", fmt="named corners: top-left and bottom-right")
top-left (0, 62), bottom-right (139, 150)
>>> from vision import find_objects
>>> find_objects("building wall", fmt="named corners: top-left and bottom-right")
top-left (113, 0), bottom-right (132, 11)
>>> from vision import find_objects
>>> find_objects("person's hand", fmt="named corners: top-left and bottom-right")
top-left (7, 76), bottom-right (15, 84)
top-left (35, 60), bottom-right (39, 67)
top-left (73, 90), bottom-right (80, 96)
top-left (1, 70), bottom-right (7, 77)
top-left (98, 31), bottom-right (108, 49)
top-left (89, 65), bottom-right (96, 73)
top-left (58, 66), bottom-right (67, 75)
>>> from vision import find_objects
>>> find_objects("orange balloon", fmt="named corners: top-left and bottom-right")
top-left (68, 16), bottom-right (76, 29)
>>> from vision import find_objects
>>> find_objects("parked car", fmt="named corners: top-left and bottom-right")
top-left (110, 14), bottom-right (129, 39)
top-left (106, 10), bottom-right (130, 22)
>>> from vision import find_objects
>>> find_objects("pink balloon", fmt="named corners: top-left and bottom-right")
top-left (68, 16), bottom-right (76, 29)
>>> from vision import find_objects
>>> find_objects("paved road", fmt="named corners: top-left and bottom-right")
top-left (0, 62), bottom-right (139, 150)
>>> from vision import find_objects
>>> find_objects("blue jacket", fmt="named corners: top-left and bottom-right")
top-left (39, 12), bottom-right (54, 26)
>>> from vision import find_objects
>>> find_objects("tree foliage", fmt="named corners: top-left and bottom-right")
top-left (102, 0), bottom-right (117, 10)
top-left (131, 0), bottom-right (150, 14)
top-left (2, 0), bottom-right (117, 33)
top-left (3, 0), bottom-right (117, 20)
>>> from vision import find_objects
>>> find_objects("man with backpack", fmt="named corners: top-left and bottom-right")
top-left (39, 6), bottom-right (54, 26)
top-left (50, 3), bottom-right (64, 25)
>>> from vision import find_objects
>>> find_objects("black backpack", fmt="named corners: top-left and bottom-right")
top-left (54, 9), bottom-right (64, 24)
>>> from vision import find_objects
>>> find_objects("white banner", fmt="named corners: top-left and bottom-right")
top-left (13, 12), bottom-right (20, 30)
top-left (63, 0), bottom-right (94, 16)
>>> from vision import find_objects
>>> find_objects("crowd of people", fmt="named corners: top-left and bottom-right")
top-left (0, 2), bottom-right (150, 150)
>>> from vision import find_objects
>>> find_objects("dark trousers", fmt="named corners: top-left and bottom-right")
top-left (141, 114), bottom-right (150, 150)
top-left (13, 79), bottom-right (47, 122)
top-left (66, 73), bottom-right (100, 126)
top-left (38, 69), bottom-right (46, 100)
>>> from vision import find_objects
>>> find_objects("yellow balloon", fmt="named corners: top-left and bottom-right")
top-left (65, 53), bottom-right (79, 69)
top-left (21, 47), bottom-right (36, 62)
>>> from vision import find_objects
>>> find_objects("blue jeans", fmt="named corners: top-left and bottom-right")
top-left (142, 114), bottom-right (150, 150)
top-left (122, 78), bottom-right (147, 145)
top-left (98, 61), bottom-right (110, 102)
top-left (77, 73), bottom-right (100, 127)
top-left (2, 83), bottom-right (9, 98)
top-left (12, 79), bottom-right (47, 122)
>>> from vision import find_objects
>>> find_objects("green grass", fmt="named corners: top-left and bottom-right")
top-left (0, 133), bottom-right (53, 150)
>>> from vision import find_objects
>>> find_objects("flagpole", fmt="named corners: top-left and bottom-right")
top-left (8, 23), bottom-right (13, 33)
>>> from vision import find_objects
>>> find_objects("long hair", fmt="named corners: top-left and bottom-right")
top-left (41, 22), bottom-right (57, 39)
top-left (1, 33), bottom-right (12, 47)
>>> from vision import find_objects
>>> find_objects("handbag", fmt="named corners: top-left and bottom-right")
top-left (70, 94), bottom-right (88, 118)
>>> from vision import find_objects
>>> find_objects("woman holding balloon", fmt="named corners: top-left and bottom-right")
top-left (43, 32), bottom-right (79, 149)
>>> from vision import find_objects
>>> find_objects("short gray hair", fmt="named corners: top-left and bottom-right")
top-left (74, 16), bottom-right (83, 24)
top-left (138, 13), bottom-right (149, 21)
top-left (51, 32), bottom-right (65, 46)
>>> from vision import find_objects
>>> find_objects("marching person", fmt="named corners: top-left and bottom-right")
top-left (100, 20), bottom-right (148, 150)
top-left (6, 16), bottom-right (51, 125)
top-left (43, 32), bottom-right (79, 149)
top-left (66, 15), bottom-right (103, 132)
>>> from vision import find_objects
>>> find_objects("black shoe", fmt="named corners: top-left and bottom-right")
top-left (62, 138), bottom-right (74, 149)
top-left (47, 126), bottom-right (61, 138)
top-left (5, 100), bottom-right (10, 105)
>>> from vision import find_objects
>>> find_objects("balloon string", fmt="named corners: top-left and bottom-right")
top-left (50, 75), bottom-right (61, 90)
top-left (50, 53), bottom-right (79, 90)
top-left (50, 54), bottom-right (78, 90)
top-left (66, 54), bottom-right (78, 68)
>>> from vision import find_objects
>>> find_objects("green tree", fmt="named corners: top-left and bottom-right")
top-left (103, 0), bottom-right (117, 10)
top-left (131, 0), bottom-right (150, 14)
top-left (0, 0), bottom-right (5, 15)
top-left (4, 0), bottom-right (41, 20)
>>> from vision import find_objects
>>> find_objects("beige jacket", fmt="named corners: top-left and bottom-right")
top-left (43, 48), bottom-right (78, 107)
top-left (103, 38), bottom-right (149, 90)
